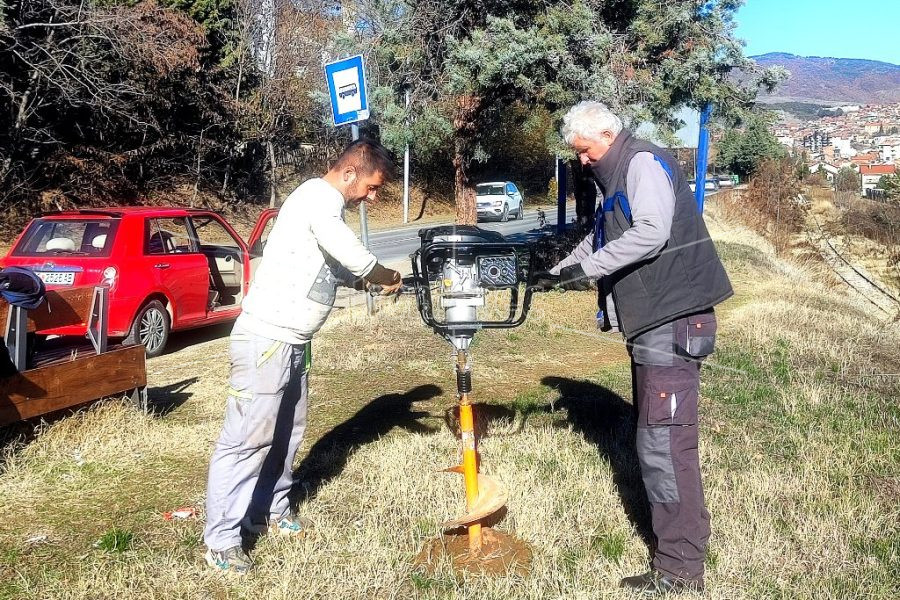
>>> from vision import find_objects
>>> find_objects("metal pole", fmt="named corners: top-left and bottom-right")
top-left (352, 124), bottom-right (376, 316)
top-left (694, 103), bottom-right (712, 214)
top-left (556, 156), bottom-right (567, 235)
top-left (403, 90), bottom-right (411, 224)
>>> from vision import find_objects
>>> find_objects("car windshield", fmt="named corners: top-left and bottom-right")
top-left (12, 218), bottom-right (120, 257)
top-left (476, 184), bottom-right (505, 196)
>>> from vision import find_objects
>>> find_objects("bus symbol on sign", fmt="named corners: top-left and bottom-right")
top-left (338, 83), bottom-right (358, 99)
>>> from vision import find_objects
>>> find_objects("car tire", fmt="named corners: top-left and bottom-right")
top-left (516, 205), bottom-right (523, 220)
top-left (125, 300), bottom-right (170, 358)
top-left (500, 204), bottom-right (509, 222)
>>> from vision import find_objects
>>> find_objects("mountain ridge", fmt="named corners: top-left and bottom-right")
top-left (751, 53), bottom-right (900, 105)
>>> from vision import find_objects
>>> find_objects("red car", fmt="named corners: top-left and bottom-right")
top-left (1, 207), bottom-right (277, 357)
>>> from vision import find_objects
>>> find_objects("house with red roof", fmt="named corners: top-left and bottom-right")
top-left (860, 164), bottom-right (896, 192)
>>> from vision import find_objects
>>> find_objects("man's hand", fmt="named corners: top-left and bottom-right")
top-left (558, 263), bottom-right (591, 291)
top-left (376, 274), bottom-right (403, 295)
top-left (530, 271), bottom-right (560, 291)
top-left (364, 263), bottom-right (402, 295)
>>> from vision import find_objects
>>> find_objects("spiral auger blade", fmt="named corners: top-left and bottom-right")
top-left (441, 470), bottom-right (508, 529)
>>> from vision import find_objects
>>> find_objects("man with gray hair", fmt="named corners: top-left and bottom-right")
top-left (542, 101), bottom-right (733, 594)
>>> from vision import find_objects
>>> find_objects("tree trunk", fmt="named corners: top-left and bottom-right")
top-left (268, 140), bottom-right (277, 208)
top-left (453, 142), bottom-right (476, 225)
top-left (452, 94), bottom-right (481, 225)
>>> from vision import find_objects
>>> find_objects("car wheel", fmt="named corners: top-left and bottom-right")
top-left (125, 300), bottom-right (170, 358)
top-left (516, 205), bottom-right (524, 220)
top-left (500, 204), bottom-right (509, 222)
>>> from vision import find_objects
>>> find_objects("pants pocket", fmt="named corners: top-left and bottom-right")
top-left (683, 312), bottom-right (717, 358)
top-left (644, 372), bottom-right (698, 426)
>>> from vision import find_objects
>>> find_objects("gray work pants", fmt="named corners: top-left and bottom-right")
top-left (627, 311), bottom-right (717, 583)
top-left (204, 323), bottom-right (309, 552)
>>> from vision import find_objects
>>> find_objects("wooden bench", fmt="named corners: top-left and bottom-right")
top-left (0, 286), bottom-right (147, 427)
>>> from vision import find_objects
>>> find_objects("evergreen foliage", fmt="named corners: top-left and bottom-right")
top-left (714, 113), bottom-right (785, 179)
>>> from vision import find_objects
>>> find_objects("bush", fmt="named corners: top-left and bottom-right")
top-left (717, 158), bottom-right (804, 255)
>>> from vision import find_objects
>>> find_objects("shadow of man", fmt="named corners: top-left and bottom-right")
top-left (542, 374), bottom-right (655, 552)
top-left (240, 384), bottom-right (442, 528)
top-left (146, 377), bottom-right (198, 416)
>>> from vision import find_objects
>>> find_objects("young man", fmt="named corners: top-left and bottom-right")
top-left (203, 140), bottom-right (403, 575)
top-left (545, 101), bottom-right (733, 594)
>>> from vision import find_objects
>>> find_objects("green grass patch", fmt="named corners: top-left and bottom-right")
top-left (95, 529), bottom-right (133, 554)
top-left (590, 531), bottom-right (627, 563)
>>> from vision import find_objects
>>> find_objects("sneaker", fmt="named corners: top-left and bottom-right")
top-left (620, 570), bottom-right (704, 595)
top-left (205, 546), bottom-right (253, 576)
top-left (271, 514), bottom-right (314, 537)
top-left (242, 514), bottom-right (314, 538)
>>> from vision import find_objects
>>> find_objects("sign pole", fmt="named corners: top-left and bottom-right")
top-left (694, 103), bottom-right (712, 214)
top-left (324, 55), bottom-right (375, 316)
top-left (352, 124), bottom-right (376, 316)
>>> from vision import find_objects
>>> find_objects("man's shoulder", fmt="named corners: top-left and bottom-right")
top-left (282, 178), bottom-right (343, 213)
top-left (627, 152), bottom-right (672, 179)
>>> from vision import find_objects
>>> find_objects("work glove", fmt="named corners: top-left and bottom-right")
top-left (558, 263), bottom-right (592, 291)
top-left (364, 263), bottom-right (403, 295)
top-left (529, 271), bottom-right (560, 292)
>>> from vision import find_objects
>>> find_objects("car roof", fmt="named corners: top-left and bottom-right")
top-left (41, 206), bottom-right (213, 218)
top-left (476, 181), bottom-right (512, 186)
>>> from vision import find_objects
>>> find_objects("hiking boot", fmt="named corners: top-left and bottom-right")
top-left (205, 546), bottom-right (253, 576)
top-left (620, 570), bottom-right (704, 595)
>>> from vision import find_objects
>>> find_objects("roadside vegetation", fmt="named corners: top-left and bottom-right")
top-left (0, 195), bottom-right (897, 599)
top-left (1, 1), bottom-right (783, 229)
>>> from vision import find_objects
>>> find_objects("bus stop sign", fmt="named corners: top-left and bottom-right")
top-left (324, 55), bottom-right (369, 126)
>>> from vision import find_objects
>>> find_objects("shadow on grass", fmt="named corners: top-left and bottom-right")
top-left (146, 377), bottom-right (198, 416)
top-left (291, 383), bottom-right (443, 507)
top-left (541, 374), bottom-right (655, 553)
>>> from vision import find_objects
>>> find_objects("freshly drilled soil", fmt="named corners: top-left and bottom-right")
top-left (414, 527), bottom-right (533, 576)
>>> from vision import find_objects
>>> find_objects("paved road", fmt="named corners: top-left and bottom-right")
top-left (368, 207), bottom-right (577, 266)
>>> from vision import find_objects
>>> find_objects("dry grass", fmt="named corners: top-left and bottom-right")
top-left (0, 202), bottom-right (898, 599)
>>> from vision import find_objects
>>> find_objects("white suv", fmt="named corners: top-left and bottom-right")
top-left (476, 181), bottom-right (524, 222)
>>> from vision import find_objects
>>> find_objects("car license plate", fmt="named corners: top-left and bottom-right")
top-left (37, 271), bottom-right (75, 285)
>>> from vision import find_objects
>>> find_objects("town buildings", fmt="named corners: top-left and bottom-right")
top-left (769, 103), bottom-right (899, 195)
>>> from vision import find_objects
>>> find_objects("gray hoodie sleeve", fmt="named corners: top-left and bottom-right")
top-left (577, 152), bottom-right (675, 278)
top-left (549, 232), bottom-right (595, 275)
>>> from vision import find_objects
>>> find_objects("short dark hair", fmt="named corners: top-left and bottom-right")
top-left (331, 139), bottom-right (396, 181)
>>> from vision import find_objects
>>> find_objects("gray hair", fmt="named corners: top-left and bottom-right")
top-left (561, 101), bottom-right (623, 145)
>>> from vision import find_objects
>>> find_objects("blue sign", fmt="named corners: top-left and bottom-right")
top-left (324, 55), bottom-right (369, 126)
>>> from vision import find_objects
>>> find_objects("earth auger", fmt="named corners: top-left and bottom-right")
top-left (408, 225), bottom-right (537, 559)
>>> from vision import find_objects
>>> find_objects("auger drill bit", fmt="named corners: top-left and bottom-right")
top-left (444, 349), bottom-right (507, 553)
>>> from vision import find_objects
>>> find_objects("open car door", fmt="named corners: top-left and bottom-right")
top-left (246, 208), bottom-right (279, 288)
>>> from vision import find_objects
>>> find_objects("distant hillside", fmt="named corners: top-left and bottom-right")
top-left (752, 53), bottom-right (900, 105)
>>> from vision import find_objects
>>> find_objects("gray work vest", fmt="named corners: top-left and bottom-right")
top-left (590, 130), bottom-right (733, 338)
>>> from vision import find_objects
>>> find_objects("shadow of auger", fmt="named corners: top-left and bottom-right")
top-left (540, 375), bottom-right (655, 552)
top-left (290, 383), bottom-right (444, 506)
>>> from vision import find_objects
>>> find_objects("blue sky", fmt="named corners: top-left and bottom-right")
top-left (735, 0), bottom-right (899, 64)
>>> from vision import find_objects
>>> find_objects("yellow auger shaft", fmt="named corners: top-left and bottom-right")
top-left (457, 351), bottom-right (482, 553)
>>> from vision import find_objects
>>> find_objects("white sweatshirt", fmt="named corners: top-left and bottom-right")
top-left (236, 178), bottom-right (377, 344)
